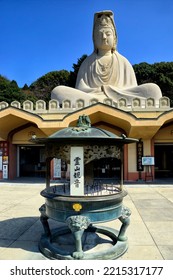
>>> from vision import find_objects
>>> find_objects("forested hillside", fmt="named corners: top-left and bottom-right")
top-left (0, 58), bottom-right (173, 106)
top-left (133, 62), bottom-right (173, 105)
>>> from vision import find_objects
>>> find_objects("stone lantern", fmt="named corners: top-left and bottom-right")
top-left (32, 115), bottom-right (138, 259)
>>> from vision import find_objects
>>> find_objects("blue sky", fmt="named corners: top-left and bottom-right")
top-left (1, 0), bottom-right (173, 87)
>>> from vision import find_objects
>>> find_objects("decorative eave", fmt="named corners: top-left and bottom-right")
top-left (1, 103), bottom-right (173, 140)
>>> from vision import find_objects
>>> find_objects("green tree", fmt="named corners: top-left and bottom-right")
top-left (0, 76), bottom-right (25, 103)
top-left (22, 83), bottom-right (29, 90)
top-left (133, 62), bottom-right (173, 106)
top-left (133, 62), bottom-right (155, 83)
top-left (0, 75), bottom-right (10, 92)
top-left (29, 70), bottom-right (70, 103)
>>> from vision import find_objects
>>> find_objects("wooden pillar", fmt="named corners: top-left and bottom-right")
top-left (120, 145), bottom-right (124, 190)
top-left (46, 157), bottom-right (51, 189)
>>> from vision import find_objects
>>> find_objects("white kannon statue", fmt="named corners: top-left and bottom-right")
top-left (51, 10), bottom-right (162, 106)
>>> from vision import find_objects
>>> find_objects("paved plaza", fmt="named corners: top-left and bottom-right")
top-left (0, 179), bottom-right (173, 260)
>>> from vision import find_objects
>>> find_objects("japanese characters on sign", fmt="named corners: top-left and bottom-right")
top-left (73, 156), bottom-right (81, 188)
top-left (136, 141), bottom-right (144, 171)
top-left (70, 147), bottom-right (84, 195)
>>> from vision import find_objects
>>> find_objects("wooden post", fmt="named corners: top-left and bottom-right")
top-left (120, 146), bottom-right (124, 191)
top-left (46, 157), bottom-right (51, 189)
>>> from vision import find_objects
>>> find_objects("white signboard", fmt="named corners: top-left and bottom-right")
top-left (53, 158), bottom-right (61, 178)
top-left (70, 146), bottom-right (84, 196)
top-left (142, 156), bottom-right (155, 166)
top-left (3, 164), bottom-right (8, 179)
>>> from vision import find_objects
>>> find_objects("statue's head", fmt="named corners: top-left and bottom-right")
top-left (93, 10), bottom-right (117, 53)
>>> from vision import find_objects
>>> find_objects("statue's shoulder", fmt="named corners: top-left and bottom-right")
top-left (77, 53), bottom-right (96, 76)
top-left (80, 52), bottom-right (96, 66)
top-left (113, 51), bottom-right (134, 68)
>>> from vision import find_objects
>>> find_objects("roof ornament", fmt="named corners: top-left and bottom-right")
top-left (72, 115), bottom-right (91, 132)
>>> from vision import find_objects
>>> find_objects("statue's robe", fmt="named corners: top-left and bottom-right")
top-left (51, 51), bottom-right (162, 105)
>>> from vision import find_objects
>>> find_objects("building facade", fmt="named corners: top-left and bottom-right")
top-left (0, 96), bottom-right (172, 181)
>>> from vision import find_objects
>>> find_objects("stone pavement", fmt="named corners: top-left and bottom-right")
top-left (0, 178), bottom-right (173, 260)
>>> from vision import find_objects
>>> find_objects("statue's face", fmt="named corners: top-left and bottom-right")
top-left (94, 26), bottom-right (114, 51)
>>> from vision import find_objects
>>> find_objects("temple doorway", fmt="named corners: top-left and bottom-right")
top-left (154, 144), bottom-right (173, 178)
top-left (93, 158), bottom-right (121, 180)
top-left (19, 145), bottom-right (46, 177)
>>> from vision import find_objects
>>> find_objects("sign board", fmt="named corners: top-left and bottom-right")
top-left (136, 141), bottom-right (144, 171)
top-left (53, 158), bottom-right (61, 178)
top-left (3, 164), bottom-right (8, 179)
top-left (0, 142), bottom-right (8, 170)
top-left (3, 156), bottom-right (8, 164)
top-left (142, 156), bottom-right (155, 166)
top-left (70, 146), bottom-right (84, 196)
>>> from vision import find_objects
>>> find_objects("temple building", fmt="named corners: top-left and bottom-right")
top-left (0, 96), bottom-right (173, 181)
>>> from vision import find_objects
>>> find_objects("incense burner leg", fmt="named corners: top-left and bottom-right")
top-left (118, 206), bottom-right (131, 241)
top-left (66, 216), bottom-right (90, 259)
top-left (39, 204), bottom-right (51, 237)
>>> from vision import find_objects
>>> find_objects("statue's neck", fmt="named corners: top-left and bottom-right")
top-left (97, 49), bottom-right (112, 57)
